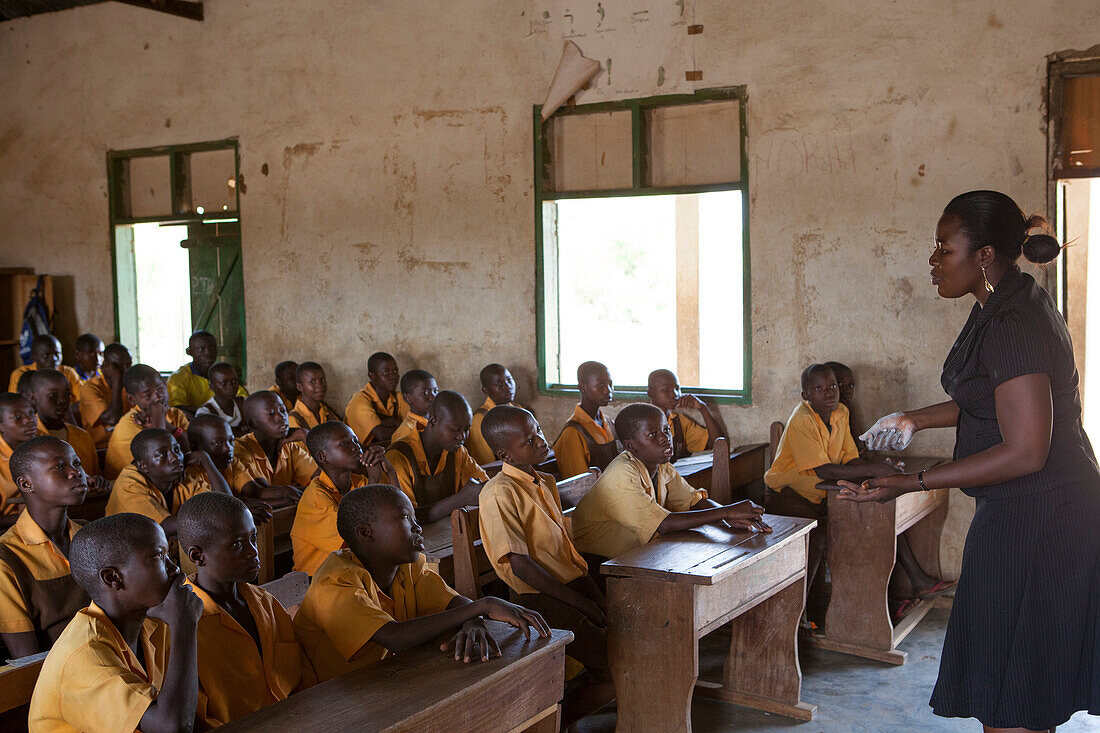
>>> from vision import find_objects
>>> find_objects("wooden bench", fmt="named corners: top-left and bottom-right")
top-left (0, 649), bottom-right (48, 731)
top-left (216, 622), bottom-right (574, 732)
top-left (257, 504), bottom-right (298, 584)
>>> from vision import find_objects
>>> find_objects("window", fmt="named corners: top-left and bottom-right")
top-left (534, 88), bottom-right (751, 402)
top-left (107, 140), bottom-right (247, 376)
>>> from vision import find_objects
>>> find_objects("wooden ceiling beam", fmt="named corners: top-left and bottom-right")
top-left (114, 0), bottom-right (202, 21)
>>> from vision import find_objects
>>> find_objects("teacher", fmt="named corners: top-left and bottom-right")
top-left (841, 190), bottom-right (1100, 732)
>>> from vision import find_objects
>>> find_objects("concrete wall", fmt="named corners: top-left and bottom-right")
top-left (1, 0), bottom-right (1098, 577)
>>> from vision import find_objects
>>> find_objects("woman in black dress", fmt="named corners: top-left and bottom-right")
top-left (840, 190), bottom-right (1100, 732)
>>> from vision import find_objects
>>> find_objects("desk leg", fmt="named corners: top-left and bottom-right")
top-left (607, 576), bottom-right (697, 733)
top-left (902, 492), bottom-right (948, 580)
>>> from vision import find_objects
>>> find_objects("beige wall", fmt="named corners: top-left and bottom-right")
top-left (1, 0), bottom-right (1098, 577)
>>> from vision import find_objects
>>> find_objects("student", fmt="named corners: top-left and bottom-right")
top-left (178, 492), bottom-right (315, 728)
top-left (764, 364), bottom-right (908, 625)
top-left (824, 361), bottom-right (863, 451)
top-left (293, 483), bottom-right (550, 681)
top-left (288, 362), bottom-right (338, 431)
top-left (389, 369), bottom-right (438, 444)
top-left (345, 352), bottom-right (408, 446)
top-left (467, 363), bottom-right (523, 465)
top-left (385, 391), bottom-right (489, 524)
top-left (553, 361), bottom-right (620, 478)
top-left (477, 405), bottom-right (614, 724)
top-left (270, 361), bottom-right (299, 412)
top-left (8, 334), bottom-right (82, 407)
top-left (0, 437), bottom-right (91, 658)
top-left (78, 342), bottom-right (132, 450)
top-left (26, 370), bottom-right (102, 486)
top-left (571, 404), bottom-right (769, 561)
top-left (196, 362), bottom-right (248, 436)
top-left (0, 393), bottom-right (39, 518)
top-left (105, 364), bottom-right (191, 479)
top-left (168, 330), bottom-right (240, 410)
top-left (647, 368), bottom-right (724, 459)
top-left (106, 428), bottom-right (231, 539)
top-left (233, 391), bottom-right (317, 504)
top-left (185, 415), bottom-right (244, 488)
top-left (291, 421), bottom-right (396, 576)
top-left (72, 333), bottom-right (104, 383)
top-left (28, 513), bottom-right (203, 733)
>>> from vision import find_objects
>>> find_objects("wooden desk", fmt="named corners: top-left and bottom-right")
top-left (602, 515), bottom-right (818, 730)
top-left (257, 504), bottom-right (297, 583)
top-left (806, 456), bottom-right (950, 665)
top-left (672, 443), bottom-right (769, 503)
top-left (218, 622), bottom-right (573, 732)
top-left (421, 514), bottom-right (492, 587)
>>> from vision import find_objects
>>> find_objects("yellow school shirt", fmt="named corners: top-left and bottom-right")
top-left (385, 430), bottom-right (488, 508)
top-left (765, 401), bottom-right (859, 504)
top-left (478, 463), bottom-right (587, 595)
top-left (8, 364), bottom-right (81, 404)
top-left (388, 412), bottom-right (428, 444)
top-left (288, 399), bottom-right (337, 432)
top-left (571, 451), bottom-right (708, 559)
top-left (0, 435), bottom-right (22, 517)
top-left (0, 512), bottom-right (83, 635)
top-left (231, 433), bottom-right (318, 493)
top-left (105, 464), bottom-right (208, 523)
top-left (553, 404), bottom-right (616, 479)
top-left (185, 578), bottom-right (316, 729)
top-left (293, 549), bottom-right (459, 681)
top-left (345, 383), bottom-right (410, 444)
top-left (77, 374), bottom-right (128, 449)
top-left (167, 363), bottom-right (248, 409)
top-left (668, 411), bottom-right (710, 454)
top-left (28, 602), bottom-right (169, 733)
top-left (104, 406), bottom-right (190, 479)
top-left (466, 397), bottom-right (522, 465)
top-left (36, 421), bottom-right (99, 478)
top-left (290, 472), bottom-right (369, 576)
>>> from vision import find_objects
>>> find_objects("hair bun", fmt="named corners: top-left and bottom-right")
top-left (1022, 233), bottom-right (1061, 264)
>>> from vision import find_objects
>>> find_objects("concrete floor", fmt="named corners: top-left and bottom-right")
top-left (577, 604), bottom-right (1100, 732)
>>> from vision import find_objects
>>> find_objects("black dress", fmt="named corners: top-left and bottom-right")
top-left (931, 265), bottom-right (1100, 728)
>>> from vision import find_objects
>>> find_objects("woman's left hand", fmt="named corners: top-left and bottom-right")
top-left (837, 473), bottom-right (919, 503)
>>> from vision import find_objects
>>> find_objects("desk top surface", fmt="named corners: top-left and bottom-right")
top-left (218, 621), bottom-right (573, 731)
top-left (600, 514), bottom-right (815, 585)
top-left (421, 516), bottom-right (456, 559)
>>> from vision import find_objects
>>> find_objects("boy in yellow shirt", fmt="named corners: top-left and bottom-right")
top-left (1, 393), bottom-right (41, 520)
top-left (8, 334), bottom-right (82, 409)
top-left (467, 363), bottom-right (523, 465)
top-left (389, 368), bottom-right (438, 444)
top-left (571, 404), bottom-right (769, 561)
top-left (0, 436), bottom-right (90, 658)
top-left (271, 361), bottom-right (299, 411)
top-left (345, 352), bottom-right (408, 446)
top-left (107, 428), bottom-right (231, 540)
top-left (646, 368), bottom-right (724, 459)
top-left (105, 364), bottom-right (191, 479)
top-left (293, 483), bottom-right (549, 681)
top-left (477, 405), bottom-right (613, 725)
top-left (385, 391), bottom-right (488, 523)
top-left (291, 421), bottom-right (396, 576)
top-left (288, 362), bottom-right (339, 430)
top-left (178, 492), bottom-right (315, 728)
top-left (167, 330), bottom-right (247, 411)
top-left (26, 370), bottom-right (103, 487)
top-left (29, 513), bottom-right (203, 733)
top-left (78, 342), bottom-right (131, 450)
top-left (553, 361), bottom-right (620, 478)
top-left (72, 333), bottom-right (103, 384)
top-left (234, 391), bottom-right (317, 505)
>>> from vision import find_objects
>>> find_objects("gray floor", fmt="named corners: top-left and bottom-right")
top-left (578, 604), bottom-right (1100, 732)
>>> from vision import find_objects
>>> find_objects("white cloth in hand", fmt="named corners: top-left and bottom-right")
top-left (860, 412), bottom-right (916, 452)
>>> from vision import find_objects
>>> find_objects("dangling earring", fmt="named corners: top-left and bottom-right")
top-left (981, 265), bottom-right (994, 293)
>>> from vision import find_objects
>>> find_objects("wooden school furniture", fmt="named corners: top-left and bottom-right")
top-left (671, 439), bottom-right (769, 503)
top-left (805, 456), bottom-right (950, 665)
top-left (0, 649), bottom-right (48, 732)
top-left (257, 504), bottom-right (297, 584)
top-left (217, 621), bottom-right (574, 733)
top-left (602, 515), bottom-right (818, 729)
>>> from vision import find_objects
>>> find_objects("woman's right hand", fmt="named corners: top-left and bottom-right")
top-left (860, 412), bottom-right (918, 451)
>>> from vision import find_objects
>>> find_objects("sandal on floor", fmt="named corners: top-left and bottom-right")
top-left (892, 598), bottom-right (919, 620)
top-left (916, 580), bottom-right (957, 599)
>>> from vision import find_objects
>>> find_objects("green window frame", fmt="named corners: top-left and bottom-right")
top-left (533, 86), bottom-right (752, 404)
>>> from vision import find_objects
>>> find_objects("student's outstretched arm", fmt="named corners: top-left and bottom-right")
top-left (507, 553), bottom-right (606, 627)
top-left (369, 595), bottom-right (549, 654)
top-left (187, 450), bottom-right (231, 495)
top-left (657, 500), bottom-right (770, 535)
top-left (419, 480), bottom-right (484, 524)
top-left (140, 576), bottom-right (201, 733)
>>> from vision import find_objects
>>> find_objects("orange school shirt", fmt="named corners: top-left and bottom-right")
top-left (8, 364), bottom-right (81, 404)
top-left (77, 374), bottom-right (128, 449)
top-left (388, 412), bottom-right (428, 444)
top-left (36, 421), bottom-right (99, 478)
top-left (0, 511), bottom-right (85, 638)
top-left (289, 471), bottom-right (369, 576)
top-left (105, 464), bottom-right (209, 523)
top-left (764, 401), bottom-right (859, 504)
top-left (466, 397), bottom-right (525, 465)
top-left (0, 435), bottom-right (23, 517)
top-left (104, 406), bottom-right (190, 479)
top-left (667, 410), bottom-right (710, 454)
top-left (293, 550), bottom-right (459, 681)
top-left (552, 404), bottom-right (617, 479)
top-left (28, 602), bottom-right (169, 733)
top-left (385, 430), bottom-right (488, 509)
top-left (185, 578), bottom-right (316, 729)
top-left (345, 383), bottom-right (409, 444)
top-left (288, 400), bottom-right (337, 432)
top-left (269, 385), bottom-right (295, 412)
top-left (231, 433), bottom-right (318, 493)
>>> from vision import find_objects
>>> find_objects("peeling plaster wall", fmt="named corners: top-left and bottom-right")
top-left (1, 0), bottom-right (1098, 578)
